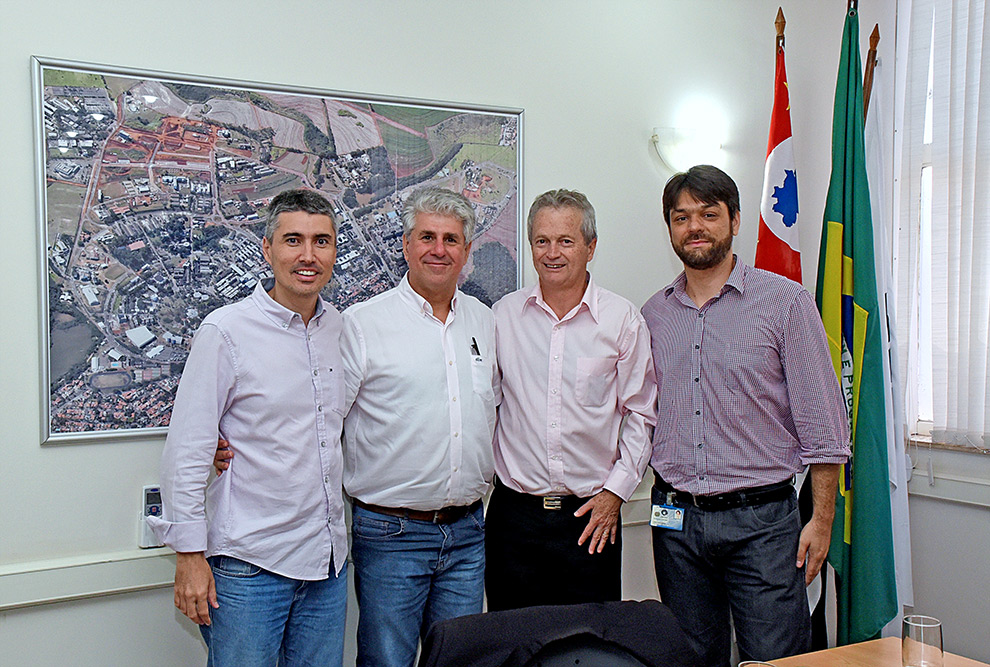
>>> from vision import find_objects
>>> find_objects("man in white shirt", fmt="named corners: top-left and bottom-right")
top-left (148, 189), bottom-right (349, 667)
top-left (485, 189), bottom-right (657, 611)
top-left (341, 187), bottom-right (498, 667)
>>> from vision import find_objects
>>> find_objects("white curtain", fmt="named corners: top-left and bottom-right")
top-left (897, 0), bottom-right (990, 451)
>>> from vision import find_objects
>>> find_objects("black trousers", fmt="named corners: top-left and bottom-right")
top-left (484, 479), bottom-right (622, 612)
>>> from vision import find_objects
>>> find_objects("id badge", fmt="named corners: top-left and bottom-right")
top-left (650, 504), bottom-right (684, 531)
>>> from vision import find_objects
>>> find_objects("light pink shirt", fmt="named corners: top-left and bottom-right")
top-left (492, 278), bottom-right (657, 501)
top-left (148, 283), bottom-right (347, 579)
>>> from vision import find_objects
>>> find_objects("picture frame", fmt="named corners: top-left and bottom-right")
top-left (34, 57), bottom-right (523, 444)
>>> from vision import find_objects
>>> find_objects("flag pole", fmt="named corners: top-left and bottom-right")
top-left (863, 25), bottom-right (881, 120)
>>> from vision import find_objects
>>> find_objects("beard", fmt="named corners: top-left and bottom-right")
top-left (673, 232), bottom-right (733, 270)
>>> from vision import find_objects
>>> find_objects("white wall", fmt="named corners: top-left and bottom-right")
top-left (9, 1), bottom-right (986, 665)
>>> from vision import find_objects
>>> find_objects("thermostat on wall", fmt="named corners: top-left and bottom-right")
top-left (139, 484), bottom-right (165, 549)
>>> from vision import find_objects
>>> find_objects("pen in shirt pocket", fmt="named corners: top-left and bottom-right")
top-left (470, 337), bottom-right (481, 357)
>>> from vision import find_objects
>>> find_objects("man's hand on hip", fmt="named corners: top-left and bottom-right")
top-left (575, 489), bottom-right (622, 555)
top-left (174, 551), bottom-right (218, 625)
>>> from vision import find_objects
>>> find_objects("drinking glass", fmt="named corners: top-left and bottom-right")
top-left (902, 615), bottom-right (943, 667)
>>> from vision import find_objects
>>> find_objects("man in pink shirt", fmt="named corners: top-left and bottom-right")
top-left (149, 189), bottom-right (349, 666)
top-left (485, 189), bottom-right (657, 611)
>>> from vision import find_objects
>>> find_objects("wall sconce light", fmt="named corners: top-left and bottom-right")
top-left (651, 126), bottom-right (724, 172)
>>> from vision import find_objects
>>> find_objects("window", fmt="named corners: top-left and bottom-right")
top-left (895, 0), bottom-right (989, 452)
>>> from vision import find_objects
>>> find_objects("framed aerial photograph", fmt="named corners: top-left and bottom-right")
top-left (34, 57), bottom-right (522, 444)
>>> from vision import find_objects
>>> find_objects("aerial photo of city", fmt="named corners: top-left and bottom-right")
top-left (40, 62), bottom-right (520, 439)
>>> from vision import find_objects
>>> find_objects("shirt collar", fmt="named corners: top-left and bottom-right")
top-left (251, 279), bottom-right (325, 328)
top-left (397, 272), bottom-right (459, 319)
top-left (523, 272), bottom-right (599, 323)
top-left (665, 254), bottom-right (745, 300)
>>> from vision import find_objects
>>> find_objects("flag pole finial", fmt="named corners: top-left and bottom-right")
top-left (863, 24), bottom-right (881, 120)
top-left (775, 7), bottom-right (786, 50)
top-left (848, 0), bottom-right (858, 12)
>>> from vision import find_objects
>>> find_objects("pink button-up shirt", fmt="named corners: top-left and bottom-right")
top-left (492, 277), bottom-right (657, 501)
top-left (149, 283), bottom-right (347, 579)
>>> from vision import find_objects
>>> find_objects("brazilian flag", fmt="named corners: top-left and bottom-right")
top-left (815, 6), bottom-right (898, 645)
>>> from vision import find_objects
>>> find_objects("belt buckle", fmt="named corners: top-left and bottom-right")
top-left (543, 496), bottom-right (562, 510)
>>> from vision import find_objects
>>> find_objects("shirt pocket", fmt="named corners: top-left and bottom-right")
top-left (471, 354), bottom-right (495, 402)
top-left (575, 356), bottom-right (616, 407)
top-left (327, 367), bottom-right (346, 415)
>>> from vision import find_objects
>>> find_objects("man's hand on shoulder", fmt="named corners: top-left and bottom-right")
top-left (575, 489), bottom-right (623, 555)
top-left (174, 552), bottom-right (218, 625)
top-left (213, 438), bottom-right (233, 476)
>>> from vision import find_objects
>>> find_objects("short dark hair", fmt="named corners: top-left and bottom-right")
top-left (661, 165), bottom-right (740, 225)
top-left (264, 189), bottom-right (337, 241)
top-left (527, 189), bottom-right (597, 244)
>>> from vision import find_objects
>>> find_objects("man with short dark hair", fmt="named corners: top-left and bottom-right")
top-left (149, 188), bottom-right (349, 667)
top-left (485, 189), bottom-right (657, 611)
top-left (642, 165), bottom-right (850, 666)
top-left (341, 186), bottom-right (498, 667)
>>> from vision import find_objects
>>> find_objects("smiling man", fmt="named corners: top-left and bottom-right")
top-left (339, 186), bottom-right (498, 667)
top-left (485, 189), bottom-right (657, 611)
top-left (148, 189), bottom-right (349, 667)
top-left (642, 165), bottom-right (849, 665)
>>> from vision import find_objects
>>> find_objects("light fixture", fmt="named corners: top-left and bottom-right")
top-left (651, 126), bottom-right (723, 172)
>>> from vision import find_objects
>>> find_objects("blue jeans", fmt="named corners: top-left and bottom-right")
top-left (199, 555), bottom-right (347, 667)
top-left (651, 485), bottom-right (810, 667)
top-left (351, 503), bottom-right (485, 667)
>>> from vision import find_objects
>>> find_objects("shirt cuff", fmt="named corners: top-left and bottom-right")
top-left (145, 515), bottom-right (208, 553)
top-left (603, 469), bottom-right (640, 502)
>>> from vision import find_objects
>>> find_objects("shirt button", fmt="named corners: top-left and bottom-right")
top-left (453, 432), bottom-right (459, 438)
top-left (551, 388), bottom-right (557, 394)
top-left (553, 355), bottom-right (559, 360)
top-left (698, 313), bottom-right (703, 318)
top-left (282, 322), bottom-right (289, 328)
top-left (695, 410), bottom-right (700, 415)
top-left (698, 443), bottom-right (704, 448)
top-left (317, 405), bottom-right (323, 412)
top-left (449, 360), bottom-right (453, 365)
top-left (313, 370), bottom-right (319, 376)
top-left (321, 441), bottom-right (326, 448)
top-left (699, 475), bottom-right (706, 480)
top-left (695, 344), bottom-right (700, 349)
top-left (694, 377), bottom-right (700, 382)
top-left (550, 422), bottom-right (557, 428)
top-left (452, 396), bottom-right (457, 402)
top-left (324, 476), bottom-right (330, 483)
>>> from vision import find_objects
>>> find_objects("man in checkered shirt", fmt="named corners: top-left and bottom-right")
top-left (641, 165), bottom-right (850, 667)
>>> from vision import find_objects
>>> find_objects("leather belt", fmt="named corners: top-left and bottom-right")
top-left (653, 472), bottom-right (794, 511)
top-left (494, 478), bottom-right (580, 511)
top-left (352, 498), bottom-right (481, 524)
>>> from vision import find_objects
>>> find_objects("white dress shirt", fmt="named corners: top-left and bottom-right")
top-left (492, 277), bottom-right (657, 501)
top-left (148, 282), bottom-right (348, 579)
top-left (340, 274), bottom-right (498, 510)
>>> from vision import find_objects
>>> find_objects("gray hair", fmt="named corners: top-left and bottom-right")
top-left (527, 189), bottom-right (597, 244)
top-left (264, 189), bottom-right (337, 241)
top-left (401, 187), bottom-right (476, 241)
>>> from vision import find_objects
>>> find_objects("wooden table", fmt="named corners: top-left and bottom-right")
top-left (772, 637), bottom-right (989, 666)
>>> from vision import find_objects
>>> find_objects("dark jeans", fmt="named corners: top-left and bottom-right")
top-left (651, 484), bottom-right (810, 667)
top-left (485, 480), bottom-right (621, 611)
